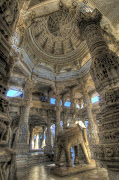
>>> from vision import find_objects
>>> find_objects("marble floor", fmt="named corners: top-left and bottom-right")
top-left (17, 162), bottom-right (109, 180)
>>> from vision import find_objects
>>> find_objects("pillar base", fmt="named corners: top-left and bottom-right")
top-left (51, 163), bottom-right (96, 176)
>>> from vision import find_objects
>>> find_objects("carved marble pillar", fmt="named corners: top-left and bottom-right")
top-left (80, 80), bottom-right (99, 145)
top-left (0, 1), bottom-right (20, 179)
top-left (34, 133), bottom-right (39, 149)
top-left (42, 126), bottom-right (45, 145)
top-left (78, 9), bottom-right (119, 179)
top-left (70, 89), bottom-right (76, 123)
top-left (62, 96), bottom-right (67, 128)
top-left (16, 80), bottom-right (34, 154)
top-left (63, 112), bottom-right (68, 129)
top-left (62, 95), bottom-right (64, 110)
top-left (55, 88), bottom-right (61, 138)
top-left (29, 126), bottom-right (33, 151)
top-left (44, 120), bottom-right (52, 155)
top-left (54, 87), bottom-right (61, 158)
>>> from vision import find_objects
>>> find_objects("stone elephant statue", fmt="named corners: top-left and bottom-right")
top-left (55, 123), bottom-right (93, 167)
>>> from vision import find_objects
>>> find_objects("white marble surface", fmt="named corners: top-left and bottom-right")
top-left (17, 162), bottom-right (109, 180)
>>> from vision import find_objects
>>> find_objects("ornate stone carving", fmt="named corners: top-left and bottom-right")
top-left (22, 9), bottom-right (88, 67)
top-left (16, 80), bottom-right (34, 155)
top-left (0, 0), bottom-right (21, 179)
top-left (0, 0), bottom-right (19, 38)
top-left (76, 8), bottom-right (119, 177)
top-left (0, 148), bottom-right (17, 180)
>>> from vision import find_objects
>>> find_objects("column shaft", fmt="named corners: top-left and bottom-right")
top-left (78, 9), bottom-right (119, 178)
top-left (0, 1), bottom-right (21, 179)
top-left (29, 127), bottom-right (33, 151)
top-left (44, 121), bottom-right (52, 155)
top-left (55, 90), bottom-right (61, 138)
top-left (16, 81), bottom-right (33, 155)
top-left (81, 83), bottom-right (99, 145)
top-left (71, 89), bottom-right (76, 123)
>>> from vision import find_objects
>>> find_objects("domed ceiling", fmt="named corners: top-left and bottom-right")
top-left (23, 10), bottom-right (88, 67)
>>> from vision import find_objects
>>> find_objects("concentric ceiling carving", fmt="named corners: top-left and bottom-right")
top-left (26, 10), bottom-right (88, 65)
top-left (47, 11), bottom-right (72, 38)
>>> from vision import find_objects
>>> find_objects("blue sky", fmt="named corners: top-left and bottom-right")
top-left (91, 96), bottom-right (99, 103)
top-left (6, 89), bottom-right (23, 97)
top-left (50, 98), bottom-right (71, 107)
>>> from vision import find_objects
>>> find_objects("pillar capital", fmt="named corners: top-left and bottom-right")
top-left (77, 9), bottom-right (102, 39)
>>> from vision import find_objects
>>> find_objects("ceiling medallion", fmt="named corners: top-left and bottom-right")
top-left (47, 11), bottom-right (72, 38)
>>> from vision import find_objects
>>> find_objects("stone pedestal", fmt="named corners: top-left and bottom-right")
top-left (51, 163), bottom-right (96, 177)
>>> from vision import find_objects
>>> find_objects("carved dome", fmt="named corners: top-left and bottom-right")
top-left (25, 10), bottom-right (88, 66)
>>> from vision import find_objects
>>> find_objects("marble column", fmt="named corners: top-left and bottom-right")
top-left (80, 80), bottom-right (99, 145)
top-left (63, 112), bottom-right (68, 129)
top-left (55, 88), bottom-right (61, 138)
top-left (38, 132), bottom-right (42, 149)
top-left (78, 99), bottom-right (85, 123)
top-left (41, 126), bottom-right (45, 149)
top-left (0, 1), bottom-right (20, 179)
top-left (78, 9), bottom-right (119, 179)
top-left (35, 133), bottom-right (39, 149)
top-left (44, 120), bottom-right (52, 155)
top-left (54, 87), bottom-right (61, 158)
top-left (16, 80), bottom-right (34, 154)
top-left (71, 89), bottom-right (76, 123)
top-left (62, 96), bottom-right (67, 129)
top-left (62, 95), bottom-right (64, 109)
top-left (29, 126), bottom-right (33, 151)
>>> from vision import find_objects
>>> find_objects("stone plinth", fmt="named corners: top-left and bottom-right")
top-left (51, 163), bottom-right (96, 177)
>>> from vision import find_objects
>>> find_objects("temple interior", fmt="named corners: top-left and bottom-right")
top-left (0, 0), bottom-right (119, 180)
